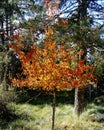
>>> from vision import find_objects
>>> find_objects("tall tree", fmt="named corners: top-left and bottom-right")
top-left (74, 0), bottom-right (104, 115)
top-left (53, 0), bottom-right (104, 115)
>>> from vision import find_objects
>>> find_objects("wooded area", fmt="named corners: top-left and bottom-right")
top-left (0, 0), bottom-right (104, 130)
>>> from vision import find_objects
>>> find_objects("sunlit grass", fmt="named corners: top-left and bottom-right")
top-left (1, 101), bottom-right (103, 130)
top-left (0, 86), bottom-right (103, 130)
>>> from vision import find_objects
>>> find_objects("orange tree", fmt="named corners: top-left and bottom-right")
top-left (9, 26), bottom-right (96, 130)
top-left (8, 2), bottom-right (97, 130)
top-left (9, 1), bottom-right (96, 130)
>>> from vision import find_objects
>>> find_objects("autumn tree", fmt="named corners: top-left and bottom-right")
top-left (8, 0), bottom-right (97, 129)
top-left (9, 25), bottom-right (96, 130)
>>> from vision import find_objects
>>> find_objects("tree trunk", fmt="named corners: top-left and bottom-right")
top-left (6, 15), bottom-right (9, 36)
top-left (1, 20), bottom-right (4, 45)
top-left (74, 88), bottom-right (85, 116)
top-left (74, 0), bottom-right (91, 116)
top-left (2, 62), bottom-right (8, 91)
top-left (52, 91), bottom-right (56, 130)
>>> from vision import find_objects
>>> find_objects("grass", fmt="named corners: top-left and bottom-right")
top-left (0, 89), bottom-right (104, 130)
top-left (0, 101), bottom-right (104, 130)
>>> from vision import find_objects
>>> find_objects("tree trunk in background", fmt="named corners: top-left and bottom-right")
top-left (74, 52), bottom-right (87, 115)
top-left (74, 88), bottom-right (85, 116)
top-left (74, 0), bottom-right (91, 116)
top-left (6, 15), bottom-right (9, 36)
top-left (1, 20), bottom-right (4, 45)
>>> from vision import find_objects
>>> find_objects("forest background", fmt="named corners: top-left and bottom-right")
top-left (0, 0), bottom-right (104, 130)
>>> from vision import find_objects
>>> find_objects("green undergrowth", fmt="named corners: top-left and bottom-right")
top-left (0, 101), bottom-right (104, 130)
top-left (0, 87), bottom-right (104, 130)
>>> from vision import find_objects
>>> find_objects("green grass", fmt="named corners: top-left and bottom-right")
top-left (0, 101), bottom-right (104, 130)
top-left (0, 88), bottom-right (104, 130)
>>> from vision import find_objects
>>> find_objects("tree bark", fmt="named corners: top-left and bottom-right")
top-left (74, 88), bottom-right (85, 116)
top-left (1, 20), bottom-right (4, 45)
top-left (74, 0), bottom-right (91, 116)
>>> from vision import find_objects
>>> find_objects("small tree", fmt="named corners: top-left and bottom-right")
top-left (9, 26), bottom-right (96, 130)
